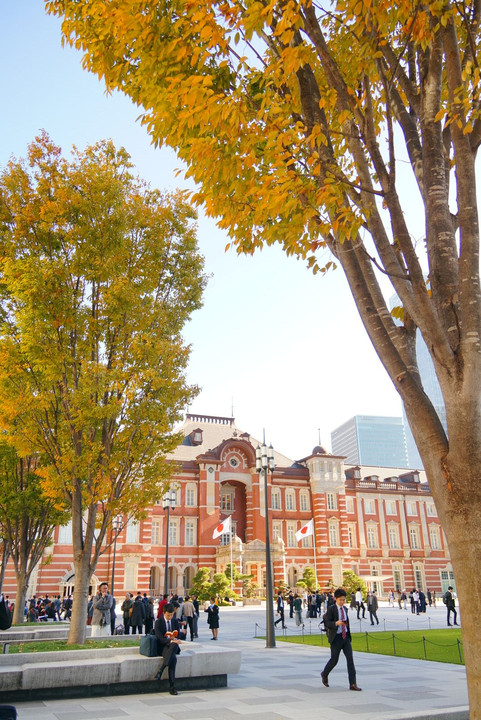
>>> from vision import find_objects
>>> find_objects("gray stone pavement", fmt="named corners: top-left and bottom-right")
top-left (11, 604), bottom-right (469, 720)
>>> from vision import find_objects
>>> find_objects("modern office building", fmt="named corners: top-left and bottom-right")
top-left (1, 413), bottom-right (455, 602)
top-left (331, 415), bottom-right (410, 469)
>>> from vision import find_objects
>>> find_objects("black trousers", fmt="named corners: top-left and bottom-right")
top-left (447, 606), bottom-right (458, 625)
top-left (323, 634), bottom-right (356, 686)
top-left (162, 643), bottom-right (181, 686)
top-left (274, 607), bottom-right (285, 626)
top-left (184, 616), bottom-right (194, 639)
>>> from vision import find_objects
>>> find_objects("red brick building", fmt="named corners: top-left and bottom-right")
top-left (1, 413), bottom-right (455, 601)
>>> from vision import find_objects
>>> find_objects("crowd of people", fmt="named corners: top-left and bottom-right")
top-left (22, 594), bottom-right (72, 623)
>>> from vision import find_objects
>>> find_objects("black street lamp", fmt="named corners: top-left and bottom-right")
top-left (256, 440), bottom-right (276, 648)
top-left (163, 490), bottom-right (177, 596)
top-left (111, 516), bottom-right (123, 597)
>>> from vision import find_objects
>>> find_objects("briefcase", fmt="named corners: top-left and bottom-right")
top-left (139, 632), bottom-right (159, 657)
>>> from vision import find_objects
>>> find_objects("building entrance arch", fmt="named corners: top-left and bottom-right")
top-left (59, 572), bottom-right (100, 598)
top-left (150, 566), bottom-right (162, 596)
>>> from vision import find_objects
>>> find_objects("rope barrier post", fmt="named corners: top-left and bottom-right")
top-left (457, 638), bottom-right (463, 663)
top-left (429, 617), bottom-right (431, 630)
top-left (406, 617), bottom-right (409, 630)
top-left (392, 633), bottom-right (396, 655)
top-left (365, 631), bottom-right (369, 652)
top-left (255, 623), bottom-right (258, 638)
top-left (302, 623), bottom-right (305, 642)
top-left (383, 619), bottom-right (386, 631)
top-left (422, 636), bottom-right (427, 660)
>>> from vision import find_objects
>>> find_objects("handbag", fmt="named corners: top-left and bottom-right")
top-left (139, 632), bottom-right (159, 657)
top-left (0, 599), bottom-right (12, 631)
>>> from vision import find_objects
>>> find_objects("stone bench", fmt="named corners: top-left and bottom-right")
top-left (0, 644), bottom-right (242, 702)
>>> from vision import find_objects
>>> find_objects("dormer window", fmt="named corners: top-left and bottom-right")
top-left (189, 428), bottom-right (203, 446)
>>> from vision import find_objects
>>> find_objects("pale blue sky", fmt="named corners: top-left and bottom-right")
top-left (0, 1), bottom-right (410, 460)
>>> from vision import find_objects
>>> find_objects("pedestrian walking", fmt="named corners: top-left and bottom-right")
top-left (321, 588), bottom-right (362, 692)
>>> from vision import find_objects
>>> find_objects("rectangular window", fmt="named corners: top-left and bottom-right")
top-left (364, 499), bottom-right (375, 514)
top-left (386, 500), bottom-right (396, 515)
top-left (126, 521), bottom-right (140, 544)
top-left (286, 492), bottom-right (294, 511)
top-left (57, 521), bottom-right (72, 544)
top-left (406, 501), bottom-right (417, 515)
top-left (169, 520), bottom-right (178, 546)
top-left (287, 523), bottom-right (296, 547)
top-left (221, 492), bottom-right (233, 512)
top-left (272, 522), bottom-right (282, 541)
top-left (345, 497), bottom-right (354, 513)
top-left (302, 534), bottom-right (312, 548)
top-left (388, 525), bottom-right (400, 549)
top-left (327, 493), bottom-right (336, 510)
top-left (367, 525), bottom-right (378, 548)
top-left (347, 524), bottom-right (356, 547)
top-left (429, 526), bottom-right (440, 550)
top-left (329, 522), bottom-right (339, 546)
top-left (220, 521), bottom-right (236, 546)
top-left (186, 486), bottom-right (195, 507)
top-left (300, 493), bottom-right (309, 511)
top-left (393, 566), bottom-right (403, 591)
top-left (271, 490), bottom-right (281, 510)
top-left (426, 503), bottom-right (436, 516)
top-left (151, 519), bottom-right (161, 545)
top-left (185, 519), bottom-right (195, 546)
top-left (409, 526), bottom-right (420, 549)
top-left (124, 560), bottom-right (138, 590)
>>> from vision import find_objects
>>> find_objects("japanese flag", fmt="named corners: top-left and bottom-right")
top-left (213, 515), bottom-right (231, 539)
top-left (295, 519), bottom-right (314, 542)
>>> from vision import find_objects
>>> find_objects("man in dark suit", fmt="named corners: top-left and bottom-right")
top-left (274, 591), bottom-right (287, 628)
top-left (321, 588), bottom-right (362, 691)
top-left (445, 586), bottom-right (459, 626)
top-left (154, 603), bottom-right (182, 695)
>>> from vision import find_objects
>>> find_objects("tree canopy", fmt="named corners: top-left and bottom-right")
top-left (45, 0), bottom-right (481, 709)
top-left (0, 133), bottom-right (206, 641)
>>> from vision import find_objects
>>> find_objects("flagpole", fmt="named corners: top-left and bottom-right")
top-left (313, 525), bottom-right (318, 588)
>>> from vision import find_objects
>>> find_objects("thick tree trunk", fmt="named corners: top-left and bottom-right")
top-left (411, 393), bottom-right (481, 716)
top-left (67, 553), bottom-right (93, 645)
top-left (446, 512), bottom-right (481, 717)
top-left (12, 570), bottom-right (29, 625)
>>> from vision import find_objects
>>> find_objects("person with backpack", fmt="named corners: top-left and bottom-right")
top-left (443, 586), bottom-right (459, 626)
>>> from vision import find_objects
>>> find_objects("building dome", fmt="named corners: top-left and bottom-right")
top-left (312, 445), bottom-right (328, 455)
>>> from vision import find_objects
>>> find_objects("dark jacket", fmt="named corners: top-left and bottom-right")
top-left (323, 602), bottom-right (352, 644)
top-left (130, 596), bottom-right (146, 626)
top-left (205, 603), bottom-right (219, 629)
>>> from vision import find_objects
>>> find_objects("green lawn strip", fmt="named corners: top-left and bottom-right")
top-left (277, 629), bottom-right (464, 665)
top-left (7, 637), bottom-right (140, 653)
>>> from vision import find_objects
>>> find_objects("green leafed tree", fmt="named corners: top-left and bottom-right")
top-left (0, 133), bottom-right (205, 643)
top-left (47, 0), bottom-right (481, 709)
top-left (342, 570), bottom-right (368, 601)
top-left (296, 566), bottom-right (318, 590)
top-left (0, 444), bottom-right (69, 624)
top-left (189, 567), bottom-right (213, 601)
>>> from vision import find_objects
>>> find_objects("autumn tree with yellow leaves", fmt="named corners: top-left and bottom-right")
top-left (0, 445), bottom-right (69, 624)
top-left (0, 133), bottom-right (205, 643)
top-left (47, 0), bottom-right (481, 708)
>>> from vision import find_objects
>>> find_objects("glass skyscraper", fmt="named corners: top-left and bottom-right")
top-left (331, 415), bottom-right (410, 468)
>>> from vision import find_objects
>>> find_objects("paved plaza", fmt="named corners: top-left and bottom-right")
top-left (11, 604), bottom-right (469, 720)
